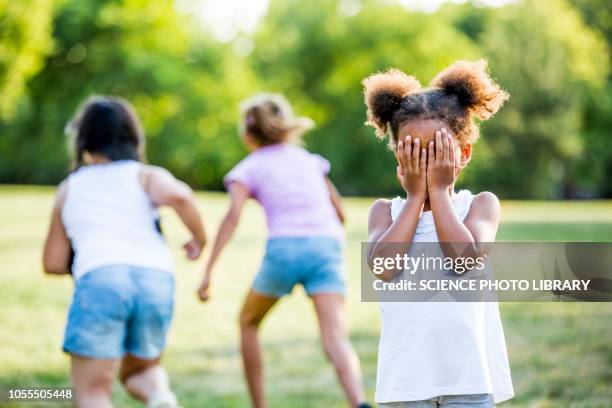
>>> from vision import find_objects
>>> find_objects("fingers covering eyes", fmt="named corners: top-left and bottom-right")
top-left (397, 139), bottom-right (404, 167)
top-left (420, 148), bottom-right (426, 172)
top-left (435, 131), bottom-right (443, 161)
top-left (447, 133), bottom-right (456, 165)
top-left (404, 136), bottom-right (412, 166)
top-left (412, 138), bottom-right (420, 169)
top-left (428, 140), bottom-right (435, 166)
top-left (441, 129), bottom-right (450, 161)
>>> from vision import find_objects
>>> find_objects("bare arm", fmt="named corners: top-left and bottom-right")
top-left (367, 135), bottom-right (427, 281)
top-left (427, 129), bottom-right (500, 260)
top-left (429, 190), bottom-right (500, 258)
top-left (198, 182), bottom-right (249, 301)
top-left (141, 166), bottom-right (206, 259)
top-left (42, 182), bottom-right (71, 275)
top-left (325, 177), bottom-right (345, 224)
top-left (367, 196), bottom-right (424, 281)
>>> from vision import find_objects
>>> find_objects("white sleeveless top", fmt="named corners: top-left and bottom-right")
top-left (375, 190), bottom-right (514, 404)
top-left (61, 160), bottom-right (174, 280)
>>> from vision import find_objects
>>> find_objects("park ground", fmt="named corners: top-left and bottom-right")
top-left (0, 186), bottom-right (611, 407)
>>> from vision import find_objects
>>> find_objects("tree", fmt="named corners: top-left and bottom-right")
top-left (461, 0), bottom-right (609, 198)
top-left (568, 0), bottom-right (612, 197)
top-left (0, 0), bottom-right (610, 199)
top-left (251, 0), bottom-right (480, 195)
top-left (0, 0), bottom-right (254, 186)
top-left (0, 0), bottom-right (54, 118)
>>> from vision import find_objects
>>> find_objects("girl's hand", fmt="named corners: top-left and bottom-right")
top-left (183, 238), bottom-right (203, 260)
top-left (426, 129), bottom-right (456, 195)
top-left (396, 135), bottom-right (427, 198)
top-left (197, 273), bottom-right (211, 302)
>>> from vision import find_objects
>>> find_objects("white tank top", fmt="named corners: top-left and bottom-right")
top-left (375, 190), bottom-right (514, 404)
top-left (61, 160), bottom-right (174, 280)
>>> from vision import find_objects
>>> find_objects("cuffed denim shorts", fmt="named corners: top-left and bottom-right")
top-left (63, 265), bottom-right (174, 360)
top-left (253, 237), bottom-right (346, 298)
top-left (379, 394), bottom-right (494, 408)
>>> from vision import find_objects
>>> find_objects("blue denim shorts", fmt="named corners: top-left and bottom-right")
top-left (253, 237), bottom-right (346, 298)
top-left (379, 394), bottom-right (494, 408)
top-left (63, 265), bottom-right (174, 360)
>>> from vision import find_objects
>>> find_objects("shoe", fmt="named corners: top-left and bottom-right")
top-left (147, 391), bottom-right (179, 408)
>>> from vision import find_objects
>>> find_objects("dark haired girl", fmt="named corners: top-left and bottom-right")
top-left (363, 60), bottom-right (514, 407)
top-left (43, 96), bottom-right (206, 408)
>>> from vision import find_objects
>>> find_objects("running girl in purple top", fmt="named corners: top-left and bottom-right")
top-left (197, 93), bottom-right (371, 408)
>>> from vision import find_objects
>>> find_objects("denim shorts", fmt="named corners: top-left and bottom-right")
top-left (379, 394), bottom-right (494, 408)
top-left (253, 237), bottom-right (346, 298)
top-left (63, 265), bottom-right (174, 360)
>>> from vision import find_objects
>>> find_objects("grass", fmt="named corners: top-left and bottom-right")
top-left (0, 185), bottom-right (611, 407)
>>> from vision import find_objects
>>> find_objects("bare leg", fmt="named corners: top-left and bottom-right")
top-left (312, 293), bottom-right (366, 407)
top-left (119, 355), bottom-right (176, 406)
top-left (70, 355), bottom-right (116, 408)
top-left (239, 290), bottom-right (279, 408)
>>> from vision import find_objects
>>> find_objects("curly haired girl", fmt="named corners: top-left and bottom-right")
top-left (364, 60), bottom-right (514, 407)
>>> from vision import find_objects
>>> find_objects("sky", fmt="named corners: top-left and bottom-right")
top-left (177, 0), bottom-right (516, 42)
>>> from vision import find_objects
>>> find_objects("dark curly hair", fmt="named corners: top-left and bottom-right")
top-left (363, 59), bottom-right (509, 148)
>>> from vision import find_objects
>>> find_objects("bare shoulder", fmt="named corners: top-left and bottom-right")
top-left (139, 164), bottom-right (176, 187)
top-left (141, 164), bottom-right (173, 179)
top-left (368, 199), bottom-right (392, 226)
top-left (57, 179), bottom-right (69, 194)
top-left (369, 198), bottom-right (392, 215)
top-left (55, 180), bottom-right (69, 208)
top-left (473, 191), bottom-right (500, 208)
top-left (469, 191), bottom-right (501, 220)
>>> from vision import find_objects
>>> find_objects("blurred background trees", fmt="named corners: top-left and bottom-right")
top-left (0, 0), bottom-right (54, 119)
top-left (0, 0), bottom-right (609, 198)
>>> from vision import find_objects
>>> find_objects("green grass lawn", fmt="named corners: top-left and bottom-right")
top-left (1, 186), bottom-right (611, 407)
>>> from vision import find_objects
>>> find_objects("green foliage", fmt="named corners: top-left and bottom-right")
top-left (461, 0), bottom-right (609, 198)
top-left (568, 0), bottom-right (612, 197)
top-left (251, 0), bottom-right (480, 195)
top-left (0, 0), bottom-right (54, 118)
top-left (0, 0), bottom-right (610, 198)
top-left (0, 0), bottom-right (257, 186)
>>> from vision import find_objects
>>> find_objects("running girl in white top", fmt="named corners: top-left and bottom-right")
top-left (42, 96), bottom-right (206, 408)
top-left (363, 61), bottom-right (514, 407)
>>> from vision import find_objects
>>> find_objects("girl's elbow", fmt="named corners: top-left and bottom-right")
top-left (42, 258), bottom-right (67, 275)
top-left (375, 271), bottom-right (396, 282)
top-left (440, 240), bottom-right (478, 259)
top-left (168, 188), bottom-right (195, 208)
top-left (337, 211), bottom-right (346, 225)
top-left (367, 256), bottom-right (395, 283)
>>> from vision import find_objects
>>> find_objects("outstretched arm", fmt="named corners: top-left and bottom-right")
top-left (141, 166), bottom-right (206, 260)
top-left (42, 182), bottom-right (71, 275)
top-left (198, 181), bottom-right (250, 301)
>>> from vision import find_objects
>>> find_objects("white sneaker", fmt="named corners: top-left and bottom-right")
top-left (147, 391), bottom-right (180, 408)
